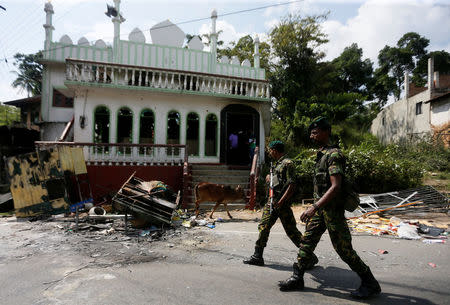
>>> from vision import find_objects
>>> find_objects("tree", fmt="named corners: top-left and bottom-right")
top-left (269, 14), bottom-right (329, 122)
top-left (373, 32), bottom-right (429, 102)
top-left (11, 52), bottom-right (43, 97)
top-left (412, 50), bottom-right (450, 86)
top-left (219, 35), bottom-right (270, 71)
top-left (331, 43), bottom-right (373, 96)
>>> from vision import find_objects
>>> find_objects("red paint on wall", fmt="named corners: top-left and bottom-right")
top-left (86, 165), bottom-right (183, 201)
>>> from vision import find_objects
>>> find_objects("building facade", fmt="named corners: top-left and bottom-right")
top-left (40, 0), bottom-right (270, 165)
top-left (371, 58), bottom-right (450, 145)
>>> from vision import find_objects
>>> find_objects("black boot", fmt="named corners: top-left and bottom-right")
top-left (278, 263), bottom-right (304, 291)
top-left (351, 268), bottom-right (381, 299)
top-left (243, 246), bottom-right (264, 266)
top-left (304, 253), bottom-right (319, 270)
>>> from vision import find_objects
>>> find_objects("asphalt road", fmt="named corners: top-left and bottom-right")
top-left (0, 216), bottom-right (449, 305)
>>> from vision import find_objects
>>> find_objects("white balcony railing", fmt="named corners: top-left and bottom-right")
top-left (65, 59), bottom-right (270, 100)
top-left (35, 142), bottom-right (187, 166)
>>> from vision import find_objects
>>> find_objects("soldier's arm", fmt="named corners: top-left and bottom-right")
top-left (300, 151), bottom-right (344, 222)
top-left (276, 160), bottom-right (296, 207)
top-left (275, 183), bottom-right (296, 208)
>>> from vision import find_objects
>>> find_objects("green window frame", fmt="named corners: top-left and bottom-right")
top-left (167, 110), bottom-right (181, 156)
top-left (139, 108), bottom-right (155, 155)
top-left (205, 113), bottom-right (218, 157)
top-left (93, 105), bottom-right (110, 153)
top-left (186, 112), bottom-right (200, 156)
top-left (116, 107), bottom-right (133, 154)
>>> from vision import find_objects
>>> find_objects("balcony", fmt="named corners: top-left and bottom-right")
top-left (35, 142), bottom-right (187, 166)
top-left (65, 59), bottom-right (270, 101)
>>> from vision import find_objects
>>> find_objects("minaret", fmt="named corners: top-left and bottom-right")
top-left (112, 0), bottom-right (124, 63)
top-left (210, 9), bottom-right (218, 55)
top-left (43, 1), bottom-right (54, 60)
top-left (254, 35), bottom-right (260, 68)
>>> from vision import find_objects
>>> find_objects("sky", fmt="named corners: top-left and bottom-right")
top-left (0, 0), bottom-right (449, 102)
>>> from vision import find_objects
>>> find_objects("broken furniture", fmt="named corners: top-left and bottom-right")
top-left (112, 173), bottom-right (178, 226)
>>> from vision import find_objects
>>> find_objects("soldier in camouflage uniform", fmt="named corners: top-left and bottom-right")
top-left (243, 140), bottom-right (318, 268)
top-left (278, 117), bottom-right (381, 299)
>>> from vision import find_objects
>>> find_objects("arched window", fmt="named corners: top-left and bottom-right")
top-left (167, 110), bottom-right (180, 155)
top-left (94, 106), bottom-right (110, 152)
top-left (117, 107), bottom-right (133, 154)
top-left (139, 109), bottom-right (155, 154)
top-left (186, 112), bottom-right (199, 156)
top-left (205, 113), bottom-right (218, 156)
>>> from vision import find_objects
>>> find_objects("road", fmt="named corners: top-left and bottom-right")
top-left (0, 215), bottom-right (449, 305)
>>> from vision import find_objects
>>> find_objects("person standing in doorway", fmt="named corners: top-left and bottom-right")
top-left (228, 130), bottom-right (238, 164)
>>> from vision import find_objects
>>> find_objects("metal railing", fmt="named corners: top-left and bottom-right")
top-left (65, 59), bottom-right (270, 100)
top-left (35, 141), bottom-right (188, 166)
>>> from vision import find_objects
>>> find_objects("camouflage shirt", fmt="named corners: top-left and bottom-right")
top-left (271, 155), bottom-right (296, 201)
top-left (313, 145), bottom-right (345, 199)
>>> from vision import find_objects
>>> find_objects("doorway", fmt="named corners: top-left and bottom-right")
top-left (220, 104), bottom-right (259, 165)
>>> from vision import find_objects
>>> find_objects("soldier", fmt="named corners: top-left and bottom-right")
top-left (278, 117), bottom-right (381, 299)
top-left (243, 140), bottom-right (318, 269)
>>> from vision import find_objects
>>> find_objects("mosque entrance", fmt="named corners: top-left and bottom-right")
top-left (220, 104), bottom-right (260, 165)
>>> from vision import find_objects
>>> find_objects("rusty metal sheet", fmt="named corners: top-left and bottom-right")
top-left (58, 145), bottom-right (75, 172)
top-left (70, 147), bottom-right (87, 174)
top-left (7, 150), bottom-right (70, 217)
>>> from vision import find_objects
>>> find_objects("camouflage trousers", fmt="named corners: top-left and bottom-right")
top-left (297, 204), bottom-right (369, 275)
top-left (255, 200), bottom-right (302, 248)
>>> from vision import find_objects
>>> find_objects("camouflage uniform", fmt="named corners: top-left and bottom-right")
top-left (255, 156), bottom-right (302, 248)
top-left (297, 145), bottom-right (369, 275)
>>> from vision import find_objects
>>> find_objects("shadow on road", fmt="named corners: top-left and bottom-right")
top-left (305, 266), bottom-right (439, 305)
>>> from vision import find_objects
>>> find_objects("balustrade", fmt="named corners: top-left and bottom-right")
top-left (65, 59), bottom-right (270, 99)
top-left (35, 142), bottom-right (187, 166)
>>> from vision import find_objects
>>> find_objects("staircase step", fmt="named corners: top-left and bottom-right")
top-left (191, 169), bottom-right (250, 176)
top-left (192, 176), bottom-right (249, 184)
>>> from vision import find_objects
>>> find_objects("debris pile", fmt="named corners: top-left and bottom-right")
top-left (348, 214), bottom-right (448, 242)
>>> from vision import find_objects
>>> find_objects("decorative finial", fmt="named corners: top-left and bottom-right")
top-left (211, 9), bottom-right (217, 18)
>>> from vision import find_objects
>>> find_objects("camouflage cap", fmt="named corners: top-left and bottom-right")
top-left (308, 117), bottom-right (331, 133)
top-left (269, 140), bottom-right (285, 153)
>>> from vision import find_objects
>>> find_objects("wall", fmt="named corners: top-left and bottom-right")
top-left (371, 89), bottom-right (432, 143)
top-left (430, 96), bottom-right (450, 127)
top-left (72, 87), bottom-right (267, 163)
top-left (41, 63), bottom-right (74, 123)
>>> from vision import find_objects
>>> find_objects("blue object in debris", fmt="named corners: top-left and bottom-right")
top-left (69, 198), bottom-right (94, 212)
top-left (206, 224), bottom-right (215, 229)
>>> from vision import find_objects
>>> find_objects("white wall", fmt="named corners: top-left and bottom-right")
top-left (371, 90), bottom-right (433, 143)
top-left (431, 97), bottom-right (450, 127)
top-left (41, 63), bottom-right (74, 123)
top-left (72, 87), bottom-right (266, 163)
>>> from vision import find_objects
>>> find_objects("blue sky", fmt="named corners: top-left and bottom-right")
top-left (0, 0), bottom-right (449, 102)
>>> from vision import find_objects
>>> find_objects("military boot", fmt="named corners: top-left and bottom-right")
top-left (278, 263), bottom-right (304, 291)
top-left (304, 253), bottom-right (319, 270)
top-left (351, 268), bottom-right (381, 299)
top-left (243, 246), bottom-right (264, 266)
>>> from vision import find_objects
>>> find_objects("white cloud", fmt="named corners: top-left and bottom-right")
top-left (321, 0), bottom-right (450, 64)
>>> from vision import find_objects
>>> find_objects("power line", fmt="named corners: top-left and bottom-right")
top-left (1, 0), bottom-right (303, 62)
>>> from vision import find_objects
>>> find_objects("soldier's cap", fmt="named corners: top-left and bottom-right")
top-left (308, 117), bottom-right (331, 133)
top-left (268, 140), bottom-right (285, 153)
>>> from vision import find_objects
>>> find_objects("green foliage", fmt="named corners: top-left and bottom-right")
top-left (331, 43), bottom-right (373, 96)
top-left (11, 52), bottom-right (43, 97)
top-left (373, 32), bottom-right (429, 102)
top-left (0, 104), bottom-right (20, 126)
top-left (269, 14), bottom-right (329, 122)
top-left (287, 138), bottom-right (446, 196)
top-left (219, 35), bottom-right (270, 71)
top-left (412, 50), bottom-right (450, 87)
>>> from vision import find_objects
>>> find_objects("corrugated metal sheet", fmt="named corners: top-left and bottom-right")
top-left (7, 147), bottom-right (87, 217)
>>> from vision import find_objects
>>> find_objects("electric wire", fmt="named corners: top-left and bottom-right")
top-left (1, 0), bottom-right (303, 62)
